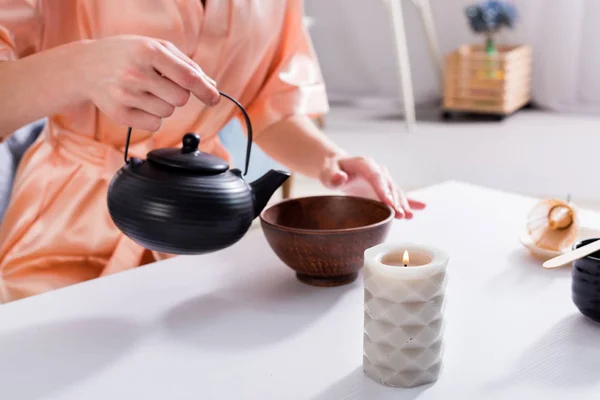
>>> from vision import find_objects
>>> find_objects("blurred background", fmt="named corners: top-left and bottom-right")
top-left (290, 0), bottom-right (600, 208)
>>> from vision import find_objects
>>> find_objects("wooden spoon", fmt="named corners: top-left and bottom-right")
top-left (543, 239), bottom-right (600, 269)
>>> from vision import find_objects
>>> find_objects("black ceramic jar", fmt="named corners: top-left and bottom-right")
top-left (572, 238), bottom-right (600, 323)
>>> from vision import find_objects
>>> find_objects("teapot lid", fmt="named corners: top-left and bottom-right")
top-left (147, 133), bottom-right (229, 174)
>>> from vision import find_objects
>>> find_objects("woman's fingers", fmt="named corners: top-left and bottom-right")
top-left (339, 157), bottom-right (401, 216)
top-left (151, 43), bottom-right (219, 106)
top-left (383, 167), bottom-right (412, 219)
top-left (382, 166), bottom-right (402, 218)
top-left (396, 188), bottom-right (414, 219)
top-left (144, 70), bottom-right (191, 107)
top-left (113, 106), bottom-right (163, 132)
top-left (329, 156), bottom-right (426, 219)
top-left (121, 90), bottom-right (176, 119)
top-left (408, 199), bottom-right (426, 210)
top-left (83, 36), bottom-right (222, 131)
top-left (158, 40), bottom-right (218, 88)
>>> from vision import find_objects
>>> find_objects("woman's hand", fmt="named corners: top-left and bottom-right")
top-left (252, 115), bottom-right (424, 219)
top-left (76, 36), bottom-right (219, 131)
top-left (320, 155), bottom-right (426, 219)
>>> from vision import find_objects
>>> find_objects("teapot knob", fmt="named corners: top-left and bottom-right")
top-left (129, 157), bottom-right (144, 168)
top-left (182, 133), bottom-right (200, 154)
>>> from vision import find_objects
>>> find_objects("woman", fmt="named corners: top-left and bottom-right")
top-left (0, 0), bottom-right (424, 303)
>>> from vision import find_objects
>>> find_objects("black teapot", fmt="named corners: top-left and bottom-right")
top-left (107, 92), bottom-right (290, 255)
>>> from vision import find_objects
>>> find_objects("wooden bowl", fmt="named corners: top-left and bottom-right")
top-left (260, 196), bottom-right (394, 287)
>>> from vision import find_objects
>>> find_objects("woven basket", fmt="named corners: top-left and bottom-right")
top-left (443, 44), bottom-right (532, 115)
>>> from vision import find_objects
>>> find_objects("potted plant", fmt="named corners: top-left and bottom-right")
top-left (465, 0), bottom-right (518, 56)
top-left (442, 0), bottom-right (531, 119)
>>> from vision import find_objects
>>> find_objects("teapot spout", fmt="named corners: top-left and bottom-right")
top-left (250, 169), bottom-right (291, 218)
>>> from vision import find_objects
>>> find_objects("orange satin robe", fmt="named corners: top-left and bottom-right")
top-left (0, 0), bottom-right (328, 302)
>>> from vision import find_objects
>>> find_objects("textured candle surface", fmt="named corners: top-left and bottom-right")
top-left (363, 243), bottom-right (449, 388)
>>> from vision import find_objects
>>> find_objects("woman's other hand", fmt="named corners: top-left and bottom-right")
top-left (320, 156), bottom-right (426, 219)
top-left (77, 36), bottom-right (219, 132)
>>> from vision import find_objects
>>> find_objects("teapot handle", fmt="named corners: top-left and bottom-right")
top-left (219, 92), bottom-right (253, 176)
top-left (124, 91), bottom-right (253, 176)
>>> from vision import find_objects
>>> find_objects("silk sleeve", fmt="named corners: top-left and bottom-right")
top-left (247, 0), bottom-right (329, 139)
top-left (0, 0), bottom-right (43, 61)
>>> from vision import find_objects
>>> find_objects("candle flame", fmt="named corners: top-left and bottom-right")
top-left (403, 250), bottom-right (409, 266)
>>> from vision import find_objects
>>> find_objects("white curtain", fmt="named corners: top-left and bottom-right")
top-left (305, 0), bottom-right (600, 115)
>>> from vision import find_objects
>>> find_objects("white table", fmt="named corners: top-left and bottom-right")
top-left (2, 181), bottom-right (600, 400)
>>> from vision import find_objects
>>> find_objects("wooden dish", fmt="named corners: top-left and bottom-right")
top-left (260, 196), bottom-right (394, 287)
top-left (520, 226), bottom-right (600, 262)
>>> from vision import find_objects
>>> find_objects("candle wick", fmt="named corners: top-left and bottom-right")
top-left (404, 264), bottom-right (407, 267)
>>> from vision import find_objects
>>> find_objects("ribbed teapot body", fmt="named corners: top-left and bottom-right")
top-left (107, 161), bottom-right (254, 255)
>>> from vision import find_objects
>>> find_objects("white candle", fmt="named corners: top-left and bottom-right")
top-left (363, 243), bottom-right (449, 388)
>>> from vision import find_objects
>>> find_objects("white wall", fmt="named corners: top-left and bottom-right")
top-left (305, 0), bottom-right (475, 106)
top-left (306, 0), bottom-right (600, 115)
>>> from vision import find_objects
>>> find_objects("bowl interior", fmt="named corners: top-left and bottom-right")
top-left (261, 196), bottom-right (393, 231)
